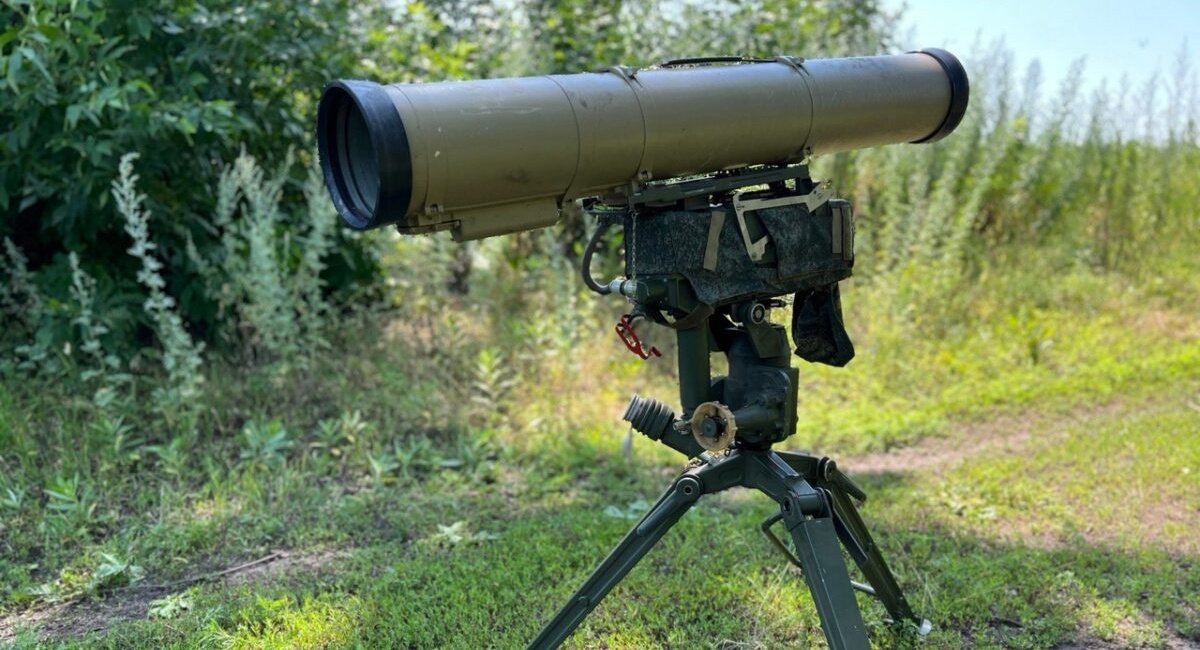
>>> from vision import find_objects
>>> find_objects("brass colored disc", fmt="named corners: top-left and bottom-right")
top-left (690, 402), bottom-right (737, 451)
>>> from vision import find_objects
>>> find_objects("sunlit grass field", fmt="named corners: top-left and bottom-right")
top-left (2, 254), bottom-right (1197, 648)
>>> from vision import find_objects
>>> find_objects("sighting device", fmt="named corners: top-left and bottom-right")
top-left (318, 49), bottom-right (968, 649)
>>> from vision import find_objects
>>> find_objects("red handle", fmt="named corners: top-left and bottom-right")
top-left (615, 315), bottom-right (662, 360)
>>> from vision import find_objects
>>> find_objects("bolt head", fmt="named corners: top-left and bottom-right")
top-left (750, 303), bottom-right (766, 323)
top-left (701, 416), bottom-right (725, 438)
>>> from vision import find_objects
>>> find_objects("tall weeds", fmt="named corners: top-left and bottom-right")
top-left (67, 252), bottom-right (128, 407)
top-left (114, 153), bottom-right (206, 418)
top-left (190, 150), bottom-right (339, 362)
top-left (815, 42), bottom-right (1199, 333)
top-left (1, 237), bottom-right (47, 372)
top-left (0, 150), bottom-right (344, 428)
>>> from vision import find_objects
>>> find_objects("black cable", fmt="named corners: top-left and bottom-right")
top-left (581, 218), bottom-right (613, 294)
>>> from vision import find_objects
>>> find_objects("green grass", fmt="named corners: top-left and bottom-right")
top-left (7, 384), bottom-right (1196, 648)
top-left (792, 260), bottom-right (1200, 454)
top-left (2, 257), bottom-right (1198, 649)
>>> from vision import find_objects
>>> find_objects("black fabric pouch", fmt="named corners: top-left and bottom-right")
top-left (791, 284), bottom-right (855, 367)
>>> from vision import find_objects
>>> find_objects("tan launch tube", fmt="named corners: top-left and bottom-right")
top-left (317, 49), bottom-right (968, 239)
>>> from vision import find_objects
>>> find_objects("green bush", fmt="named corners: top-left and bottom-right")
top-left (0, 0), bottom-right (382, 349)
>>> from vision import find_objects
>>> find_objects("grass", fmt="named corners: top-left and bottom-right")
top-left (1, 252), bottom-right (1198, 648)
top-left (794, 260), bottom-right (1200, 453)
top-left (5, 387), bottom-right (1196, 648)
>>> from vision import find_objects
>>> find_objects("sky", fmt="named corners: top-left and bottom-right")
top-left (886, 0), bottom-right (1198, 94)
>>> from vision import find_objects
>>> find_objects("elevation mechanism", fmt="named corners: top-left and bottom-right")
top-left (529, 163), bottom-right (932, 650)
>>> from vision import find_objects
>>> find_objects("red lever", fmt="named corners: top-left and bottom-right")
top-left (615, 315), bottom-right (662, 360)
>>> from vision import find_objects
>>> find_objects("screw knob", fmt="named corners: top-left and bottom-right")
top-left (689, 402), bottom-right (737, 451)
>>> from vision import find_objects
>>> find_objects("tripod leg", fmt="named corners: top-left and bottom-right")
top-left (776, 451), bottom-right (926, 631)
top-left (827, 487), bottom-right (928, 632)
top-left (780, 492), bottom-right (871, 650)
top-left (528, 474), bottom-right (704, 650)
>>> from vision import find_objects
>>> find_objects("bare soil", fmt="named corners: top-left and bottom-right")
top-left (839, 400), bottom-right (1127, 478)
top-left (0, 548), bottom-right (349, 645)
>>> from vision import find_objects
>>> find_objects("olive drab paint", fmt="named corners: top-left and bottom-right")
top-left (317, 50), bottom-right (968, 240)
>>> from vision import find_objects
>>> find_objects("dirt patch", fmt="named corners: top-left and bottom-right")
top-left (833, 395), bottom-right (1200, 554)
top-left (0, 585), bottom-right (167, 644)
top-left (0, 548), bottom-right (350, 645)
top-left (1132, 307), bottom-right (1200, 343)
top-left (837, 400), bottom-right (1128, 478)
top-left (219, 548), bottom-right (348, 587)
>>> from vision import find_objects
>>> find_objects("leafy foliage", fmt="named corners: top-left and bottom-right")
top-left (0, 0), bottom-right (383, 352)
top-left (671, 0), bottom-right (896, 58)
top-left (147, 590), bottom-right (195, 620)
top-left (239, 419), bottom-right (294, 469)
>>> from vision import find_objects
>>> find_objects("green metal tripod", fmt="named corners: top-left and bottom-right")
top-left (528, 311), bottom-right (930, 649)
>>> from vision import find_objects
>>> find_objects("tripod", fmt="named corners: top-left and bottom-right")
top-left (529, 313), bottom-right (929, 649)
top-left (529, 165), bottom-right (929, 648)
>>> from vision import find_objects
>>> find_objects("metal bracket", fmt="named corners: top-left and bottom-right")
top-left (658, 55), bottom-right (774, 68)
top-left (730, 185), bottom-right (832, 262)
top-left (609, 164), bottom-right (812, 208)
top-left (773, 55), bottom-right (807, 74)
top-left (732, 201), bottom-right (769, 262)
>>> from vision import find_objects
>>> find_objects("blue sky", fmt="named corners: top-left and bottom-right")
top-left (886, 0), bottom-right (1198, 93)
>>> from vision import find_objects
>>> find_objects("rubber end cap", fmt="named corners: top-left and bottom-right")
top-left (910, 48), bottom-right (970, 144)
top-left (316, 80), bottom-right (412, 230)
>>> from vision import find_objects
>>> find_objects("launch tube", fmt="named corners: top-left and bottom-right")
top-left (317, 49), bottom-right (968, 239)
